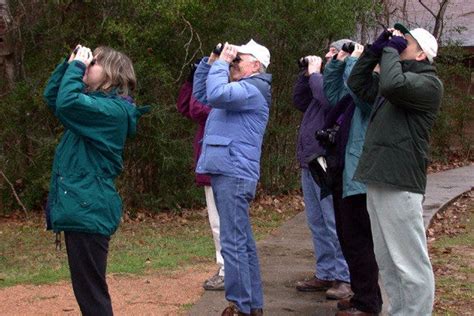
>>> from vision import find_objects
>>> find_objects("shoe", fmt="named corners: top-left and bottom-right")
top-left (337, 298), bottom-right (353, 310)
top-left (203, 272), bottom-right (225, 291)
top-left (250, 308), bottom-right (263, 316)
top-left (295, 276), bottom-right (333, 292)
top-left (336, 307), bottom-right (378, 315)
top-left (326, 281), bottom-right (353, 300)
top-left (221, 303), bottom-right (250, 316)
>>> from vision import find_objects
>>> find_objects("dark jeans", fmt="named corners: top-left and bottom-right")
top-left (339, 194), bottom-right (382, 314)
top-left (65, 232), bottom-right (113, 316)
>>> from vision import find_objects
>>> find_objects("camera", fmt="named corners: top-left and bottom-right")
top-left (315, 125), bottom-right (340, 147)
top-left (341, 42), bottom-right (355, 54)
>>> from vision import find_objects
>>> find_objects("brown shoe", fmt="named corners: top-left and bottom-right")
top-left (250, 308), bottom-right (263, 316)
top-left (221, 303), bottom-right (250, 316)
top-left (295, 276), bottom-right (334, 292)
top-left (336, 307), bottom-right (378, 315)
top-left (326, 281), bottom-right (353, 300)
top-left (337, 298), bottom-right (353, 310)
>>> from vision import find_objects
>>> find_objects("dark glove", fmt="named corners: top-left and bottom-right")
top-left (187, 57), bottom-right (203, 83)
top-left (370, 29), bottom-right (392, 56)
top-left (187, 63), bottom-right (197, 83)
top-left (386, 36), bottom-right (408, 54)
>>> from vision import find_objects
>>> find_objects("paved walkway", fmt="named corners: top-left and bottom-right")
top-left (189, 165), bottom-right (474, 315)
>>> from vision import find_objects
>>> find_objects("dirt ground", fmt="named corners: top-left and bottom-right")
top-left (0, 185), bottom-right (470, 315)
top-left (0, 265), bottom-right (215, 315)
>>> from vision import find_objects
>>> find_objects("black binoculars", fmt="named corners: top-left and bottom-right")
top-left (213, 43), bottom-right (224, 55)
top-left (341, 42), bottom-right (355, 54)
top-left (298, 57), bottom-right (309, 68)
top-left (212, 43), bottom-right (241, 63)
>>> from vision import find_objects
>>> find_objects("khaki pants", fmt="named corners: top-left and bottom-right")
top-left (367, 184), bottom-right (434, 316)
top-left (204, 185), bottom-right (224, 276)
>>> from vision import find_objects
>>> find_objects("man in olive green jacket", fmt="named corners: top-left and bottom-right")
top-left (347, 24), bottom-right (443, 316)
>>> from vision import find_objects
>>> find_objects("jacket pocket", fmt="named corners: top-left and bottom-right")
top-left (202, 135), bottom-right (235, 173)
top-left (53, 174), bottom-right (112, 234)
top-left (348, 139), bottom-right (365, 158)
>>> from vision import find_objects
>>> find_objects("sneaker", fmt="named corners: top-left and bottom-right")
top-left (250, 308), bottom-right (263, 316)
top-left (326, 281), bottom-right (353, 300)
top-left (203, 272), bottom-right (225, 291)
top-left (295, 276), bottom-right (334, 292)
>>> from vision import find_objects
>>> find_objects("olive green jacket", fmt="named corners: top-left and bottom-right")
top-left (44, 59), bottom-right (148, 236)
top-left (347, 47), bottom-right (443, 194)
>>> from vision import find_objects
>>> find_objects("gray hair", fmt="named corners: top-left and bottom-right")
top-left (330, 39), bottom-right (353, 52)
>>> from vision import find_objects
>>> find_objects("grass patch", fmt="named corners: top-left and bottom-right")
top-left (429, 191), bottom-right (474, 315)
top-left (0, 194), bottom-right (303, 288)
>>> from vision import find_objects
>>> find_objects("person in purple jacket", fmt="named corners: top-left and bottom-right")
top-left (176, 64), bottom-right (225, 291)
top-left (293, 40), bottom-right (352, 301)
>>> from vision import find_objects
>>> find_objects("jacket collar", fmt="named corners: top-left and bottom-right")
top-left (401, 59), bottom-right (437, 75)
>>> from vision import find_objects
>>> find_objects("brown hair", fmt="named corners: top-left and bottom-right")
top-left (92, 46), bottom-right (136, 96)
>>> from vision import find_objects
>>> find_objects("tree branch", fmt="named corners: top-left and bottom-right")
top-left (418, 0), bottom-right (436, 19)
top-left (174, 15), bottom-right (204, 83)
top-left (0, 169), bottom-right (29, 219)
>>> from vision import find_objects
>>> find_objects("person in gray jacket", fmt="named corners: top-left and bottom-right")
top-left (347, 24), bottom-right (443, 316)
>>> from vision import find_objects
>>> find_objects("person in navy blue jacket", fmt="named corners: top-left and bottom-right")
top-left (193, 39), bottom-right (271, 316)
top-left (292, 40), bottom-right (351, 301)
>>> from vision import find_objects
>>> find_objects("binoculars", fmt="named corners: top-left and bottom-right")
top-left (212, 43), bottom-right (241, 63)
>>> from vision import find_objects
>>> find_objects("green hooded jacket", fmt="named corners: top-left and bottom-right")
top-left (347, 47), bottom-right (443, 194)
top-left (44, 59), bottom-right (149, 236)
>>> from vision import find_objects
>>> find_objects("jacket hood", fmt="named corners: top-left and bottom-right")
top-left (120, 95), bottom-right (150, 137)
top-left (251, 73), bottom-right (272, 84)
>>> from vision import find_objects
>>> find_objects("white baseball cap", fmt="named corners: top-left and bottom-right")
top-left (237, 39), bottom-right (271, 68)
top-left (394, 23), bottom-right (438, 63)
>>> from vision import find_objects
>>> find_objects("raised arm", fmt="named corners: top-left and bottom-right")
top-left (55, 61), bottom-right (128, 141)
top-left (323, 57), bottom-right (347, 106)
top-left (206, 60), bottom-right (264, 111)
top-left (292, 72), bottom-right (312, 112)
top-left (43, 58), bottom-right (69, 112)
top-left (347, 48), bottom-right (380, 105)
top-left (379, 47), bottom-right (443, 112)
top-left (192, 57), bottom-right (211, 104)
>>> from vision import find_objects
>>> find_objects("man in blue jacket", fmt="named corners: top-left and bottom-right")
top-left (193, 39), bottom-right (271, 316)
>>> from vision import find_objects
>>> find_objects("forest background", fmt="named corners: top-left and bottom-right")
top-left (0, 0), bottom-right (472, 215)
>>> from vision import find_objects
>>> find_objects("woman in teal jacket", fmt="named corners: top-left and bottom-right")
top-left (323, 45), bottom-right (382, 315)
top-left (43, 45), bottom-right (148, 315)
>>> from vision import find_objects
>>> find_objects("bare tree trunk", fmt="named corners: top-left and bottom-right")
top-left (418, 0), bottom-right (450, 41)
top-left (360, 13), bottom-right (368, 44)
top-left (0, 0), bottom-right (15, 91)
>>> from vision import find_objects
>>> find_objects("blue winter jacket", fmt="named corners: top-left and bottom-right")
top-left (324, 57), bottom-right (372, 198)
top-left (193, 58), bottom-right (272, 181)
